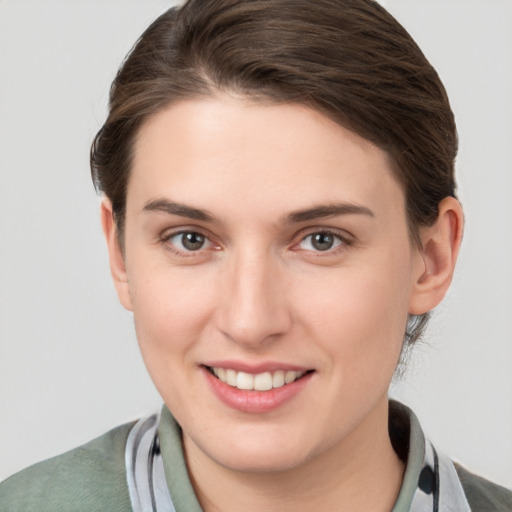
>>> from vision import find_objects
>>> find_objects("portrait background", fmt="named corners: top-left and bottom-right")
top-left (1, 0), bottom-right (511, 487)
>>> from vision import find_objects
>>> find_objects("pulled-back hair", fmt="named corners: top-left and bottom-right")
top-left (91, 0), bottom-right (458, 345)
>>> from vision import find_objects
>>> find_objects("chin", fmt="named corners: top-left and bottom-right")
top-left (213, 445), bottom-right (311, 474)
top-left (186, 424), bottom-right (316, 474)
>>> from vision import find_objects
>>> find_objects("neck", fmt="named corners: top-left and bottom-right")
top-left (184, 396), bottom-right (405, 512)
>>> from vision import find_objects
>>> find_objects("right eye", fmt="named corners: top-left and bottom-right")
top-left (168, 231), bottom-right (210, 252)
top-left (162, 231), bottom-right (216, 255)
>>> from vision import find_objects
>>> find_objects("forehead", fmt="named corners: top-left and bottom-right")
top-left (128, 95), bottom-right (405, 224)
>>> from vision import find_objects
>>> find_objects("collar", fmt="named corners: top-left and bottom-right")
top-left (390, 400), bottom-right (471, 512)
top-left (124, 401), bottom-right (470, 512)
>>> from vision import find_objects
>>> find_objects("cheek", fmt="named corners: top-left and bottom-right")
top-left (128, 263), bottom-right (218, 363)
top-left (127, 266), bottom-right (221, 415)
top-left (298, 263), bottom-right (411, 374)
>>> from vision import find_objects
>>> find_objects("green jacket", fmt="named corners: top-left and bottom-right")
top-left (1, 402), bottom-right (511, 511)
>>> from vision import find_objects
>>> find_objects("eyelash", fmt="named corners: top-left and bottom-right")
top-left (160, 230), bottom-right (216, 257)
top-left (293, 229), bottom-right (352, 255)
top-left (159, 228), bottom-right (352, 257)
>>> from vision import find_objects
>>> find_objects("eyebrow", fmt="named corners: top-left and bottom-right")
top-left (284, 203), bottom-right (375, 223)
top-left (142, 198), bottom-right (374, 224)
top-left (143, 199), bottom-right (214, 222)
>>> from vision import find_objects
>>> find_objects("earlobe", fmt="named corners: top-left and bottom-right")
top-left (100, 199), bottom-right (133, 311)
top-left (408, 196), bottom-right (464, 315)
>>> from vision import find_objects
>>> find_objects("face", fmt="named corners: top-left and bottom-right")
top-left (108, 95), bottom-right (428, 474)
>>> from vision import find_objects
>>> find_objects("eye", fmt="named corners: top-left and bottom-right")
top-left (166, 231), bottom-right (212, 252)
top-left (298, 231), bottom-right (345, 252)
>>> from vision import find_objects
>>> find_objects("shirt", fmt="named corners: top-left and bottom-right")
top-left (1, 401), bottom-right (511, 511)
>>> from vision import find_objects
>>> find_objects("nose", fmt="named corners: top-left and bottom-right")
top-left (215, 248), bottom-right (293, 348)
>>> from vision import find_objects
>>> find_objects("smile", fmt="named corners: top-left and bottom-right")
top-left (203, 364), bottom-right (315, 413)
top-left (208, 367), bottom-right (307, 391)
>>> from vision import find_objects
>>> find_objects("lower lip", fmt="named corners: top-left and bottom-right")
top-left (202, 367), bottom-right (313, 414)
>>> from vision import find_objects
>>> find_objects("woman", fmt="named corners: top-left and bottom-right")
top-left (1, 0), bottom-right (511, 510)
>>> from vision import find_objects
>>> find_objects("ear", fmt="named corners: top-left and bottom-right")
top-left (100, 199), bottom-right (133, 311)
top-left (408, 196), bottom-right (464, 315)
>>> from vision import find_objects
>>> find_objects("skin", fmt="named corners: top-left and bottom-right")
top-left (102, 95), bottom-right (463, 511)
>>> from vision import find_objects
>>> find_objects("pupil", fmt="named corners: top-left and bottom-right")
top-left (182, 232), bottom-right (204, 250)
top-left (312, 233), bottom-right (333, 251)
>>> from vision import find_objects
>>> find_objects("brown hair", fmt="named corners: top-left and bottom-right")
top-left (91, 0), bottom-right (458, 345)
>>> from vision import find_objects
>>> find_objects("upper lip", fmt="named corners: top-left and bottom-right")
top-left (202, 360), bottom-right (313, 374)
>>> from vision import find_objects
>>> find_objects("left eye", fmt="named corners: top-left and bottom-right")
top-left (168, 231), bottom-right (211, 252)
top-left (298, 231), bottom-right (344, 252)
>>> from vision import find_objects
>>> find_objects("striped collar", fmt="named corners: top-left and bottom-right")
top-left (125, 402), bottom-right (471, 512)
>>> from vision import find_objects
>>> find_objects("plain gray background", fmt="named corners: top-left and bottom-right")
top-left (1, 0), bottom-right (511, 487)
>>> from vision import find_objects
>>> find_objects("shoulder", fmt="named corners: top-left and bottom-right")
top-left (0, 421), bottom-right (136, 512)
top-left (455, 463), bottom-right (512, 512)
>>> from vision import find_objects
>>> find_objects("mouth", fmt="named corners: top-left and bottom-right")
top-left (205, 366), bottom-right (314, 391)
top-left (202, 363), bottom-right (315, 413)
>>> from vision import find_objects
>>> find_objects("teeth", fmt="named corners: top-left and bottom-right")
top-left (216, 367), bottom-right (226, 382)
top-left (236, 371), bottom-right (254, 390)
top-left (253, 372), bottom-right (273, 391)
top-left (211, 367), bottom-right (307, 390)
top-left (226, 369), bottom-right (237, 386)
top-left (285, 370), bottom-right (297, 384)
top-left (272, 370), bottom-right (285, 388)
